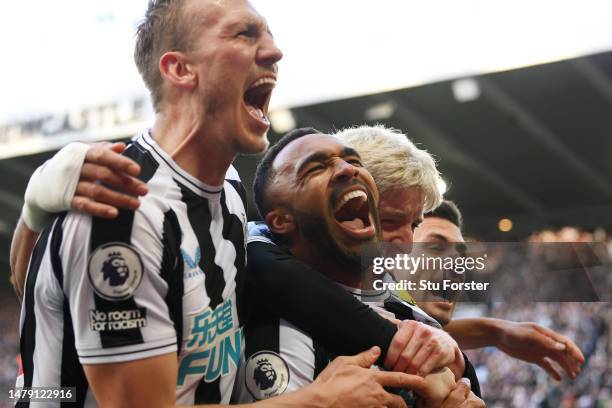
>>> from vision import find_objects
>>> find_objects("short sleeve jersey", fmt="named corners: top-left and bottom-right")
top-left (17, 131), bottom-right (247, 407)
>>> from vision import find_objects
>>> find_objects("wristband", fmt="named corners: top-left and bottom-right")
top-left (22, 142), bottom-right (89, 231)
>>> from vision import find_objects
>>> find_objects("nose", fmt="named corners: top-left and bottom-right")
top-left (390, 227), bottom-right (414, 245)
top-left (382, 221), bottom-right (415, 245)
top-left (257, 32), bottom-right (283, 68)
top-left (331, 159), bottom-right (360, 184)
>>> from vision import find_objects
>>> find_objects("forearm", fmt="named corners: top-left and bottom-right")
top-left (445, 317), bottom-right (503, 350)
top-left (9, 217), bottom-right (40, 302)
top-left (188, 384), bottom-right (325, 408)
top-left (249, 384), bottom-right (327, 408)
top-left (247, 242), bottom-right (397, 361)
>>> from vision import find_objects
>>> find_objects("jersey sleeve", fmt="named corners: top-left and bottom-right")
top-left (233, 317), bottom-right (316, 403)
top-left (246, 240), bottom-right (398, 363)
top-left (60, 202), bottom-right (180, 365)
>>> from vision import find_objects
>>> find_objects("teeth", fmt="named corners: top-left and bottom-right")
top-left (250, 77), bottom-right (277, 89)
top-left (334, 190), bottom-right (367, 212)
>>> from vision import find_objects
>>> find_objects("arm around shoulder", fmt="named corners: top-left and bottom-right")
top-left (9, 218), bottom-right (40, 302)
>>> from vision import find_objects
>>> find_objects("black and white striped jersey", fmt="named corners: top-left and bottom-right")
top-left (231, 224), bottom-right (441, 403)
top-left (235, 224), bottom-right (481, 402)
top-left (232, 279), bottom-right (438, 403)
top-left (17, 131), bottom-right (247, 407)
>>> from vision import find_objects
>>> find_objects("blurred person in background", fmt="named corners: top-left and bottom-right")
top-left (411, 200), bottom-right (584, 382)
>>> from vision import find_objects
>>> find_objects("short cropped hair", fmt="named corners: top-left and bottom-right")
top-left (425, 200), bottom-right (463, 230)
top-left (134, 0), bottom-right (191, 111)
top-left (335, 125), bottom-right (443, 212)
top-left (253, 127), bottom-right (321, 218)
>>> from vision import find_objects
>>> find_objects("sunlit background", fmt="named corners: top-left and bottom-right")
top-left (2, 0), bottom-right (612, 130)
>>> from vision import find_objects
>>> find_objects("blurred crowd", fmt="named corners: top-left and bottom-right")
top-left (457, 226), bottom-right (612, 304)
top-left (527, 226), bottom-right (612, 245)
top-left (467, 302), bottom-right (611, 407)
top-left (0, 295), bottom-right (19, 408)
top-left (466, 227), bottom-right (612, 407)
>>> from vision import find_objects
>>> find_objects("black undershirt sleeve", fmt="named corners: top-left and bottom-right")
top-left (462, 352), bottom-right (482, 398)
top-left (246, 240), bottom-right (398, 363)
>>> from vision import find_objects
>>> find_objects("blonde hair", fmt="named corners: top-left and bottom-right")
top-left (335, 124), bottom-right (443, 212)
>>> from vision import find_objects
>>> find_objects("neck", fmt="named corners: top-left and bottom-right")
top-left (151, 105), bottom-right (235, 186)
top-left (290, 244), bottom-right (363, 289)
top-left (321, 264), bottom-right (363, 289)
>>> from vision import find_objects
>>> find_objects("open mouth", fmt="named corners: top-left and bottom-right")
top-left (243, 77), bottom-right (276, 127)
top-left (333, 189), bottom-right (376, 239)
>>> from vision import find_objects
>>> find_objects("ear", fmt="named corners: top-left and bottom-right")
top-left (265, 209), bottom-right (295, 236)
top-left (159, 51), bottom-right (196, 91)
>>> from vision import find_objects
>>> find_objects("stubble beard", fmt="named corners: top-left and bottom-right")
top-left (293, 209), bottom-right (364, 275)
top-left (202, 85), bottom-right (270, 155)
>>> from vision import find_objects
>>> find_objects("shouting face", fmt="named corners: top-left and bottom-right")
top-left (269, 134), bottom-right (380, 269)
top-left (181, 0), bottom-right (283, 154)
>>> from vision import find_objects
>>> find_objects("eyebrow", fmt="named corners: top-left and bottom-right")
top-left (296, 147), bottom-right (361, 174)
top-left (427, 233), bottom-right (465, 250)
top-left (225, 20), bottom-right (256, 30)
top-left (429, 233), bottom-right (450, 242)
top-left (380, 209), bottom-right (406, 219)
top-left (380, 210), bottom-right (422, 224)
top-left (224, 16), bottom-right (266, 32)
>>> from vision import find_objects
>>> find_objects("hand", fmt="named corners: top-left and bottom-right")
top-left (385, 320), bottom-right (465, 379)
top-left (462, 391), bottom-right (485, 408)
top-left (71, 142), bottom-right (148, 218)
top-left (314, 346), bottom-right (428, 408)
top-left (428, 379), bottom-right (484, 408)
top-left (414, 368), bottom-right (456, 407)
top-left (497, 321), bottom-right (584, 380)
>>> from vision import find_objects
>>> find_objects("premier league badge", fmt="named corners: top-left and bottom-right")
top-left (245, 351), bottom-right (290, 400)
top-left (88, 242), bottom-right (144, 300)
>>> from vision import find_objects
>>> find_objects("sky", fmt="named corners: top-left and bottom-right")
top-left (1, 0), bottom-right (612, 124)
